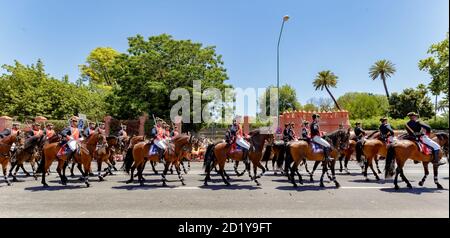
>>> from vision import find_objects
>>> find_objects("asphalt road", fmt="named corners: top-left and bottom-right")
top-left (0, 160), bottom-right (448, 218)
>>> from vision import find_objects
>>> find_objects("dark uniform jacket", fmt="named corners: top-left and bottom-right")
top-left (283, 128), bottom-right (295, 142)
top-left (310, 122), bottom-right (320, 137)
top-left (301, 127), bottom-right (309, 139)
top-left (379, 123), bottom-right (394, 141)
top-left (354, 126), bottom-right (365, 139)
top-left (405, 120), bottom-right (431, 138)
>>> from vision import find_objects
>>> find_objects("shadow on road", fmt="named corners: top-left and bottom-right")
top-left (350, 179), bottom-right (388, 184)
top-left (24, 185), bottom-right (86, 191)
top-left (199, 184), bottom-right (261, 190)
top-left (276, 185), bottom-right (338, 191)
top-left (380, 187), bottom-right (448, 195)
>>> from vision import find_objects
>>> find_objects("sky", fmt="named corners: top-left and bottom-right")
top-left (1, 0), bottom-right (449, 108)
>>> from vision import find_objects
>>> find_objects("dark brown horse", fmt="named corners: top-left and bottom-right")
top-left (203, 129), bottom-right (273, 186)
top-left (9, 134), bottom-right (45, 181)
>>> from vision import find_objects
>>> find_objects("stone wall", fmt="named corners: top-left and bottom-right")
top-left (278, 110), bottom-right (351, 134)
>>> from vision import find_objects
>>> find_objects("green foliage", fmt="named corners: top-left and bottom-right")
top-left (302, 103), bottom-right (319, 112)
top-left (337, 92), bottom-right (389, 119)
top-left (313, 70), bottom-right (341, 110)
top-left (106, 34), bottom-right (230, 132)
top-left (389, 84), bottom-right (434, 119)
top-left (369, 59), bottom-right (396, 99)
top-left (419, 32), bottom-right (449, 105)
top-left (259, 84), bottom-right (301, 115)
top-left (351, 114), bottom-right (448, 130)
top-left (0, 60), bottom-right (107, 121)
top-left (79, 47), bottom-right (120, 86)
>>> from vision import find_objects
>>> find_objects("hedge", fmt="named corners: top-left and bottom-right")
top-left (350, 115), bottom-right (449, 130)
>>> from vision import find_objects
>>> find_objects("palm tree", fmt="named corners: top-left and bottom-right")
top-left (369, 60), bottom-right (396, 100)
top-left (313, 70), bottom-right (342, 110)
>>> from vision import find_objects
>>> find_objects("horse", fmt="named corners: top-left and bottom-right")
top-left (94, 135), bottom-right (118, 181)
top-left (283, 128), bottom-right (351, 187)
top-left (8, 134), bottom-right (45, 181)
top-left (385, 135), bottom-right (446, 190)
top-left (0, 132), bottom-right (20, 186)
top-left (125, 134), bottom-right (194, 186)
top-left (38, 135), bottom-right (95, 187)
top-left (203, 129), bottom-right (274, 186)
top-left (69, 132), bottom-right (104, 177)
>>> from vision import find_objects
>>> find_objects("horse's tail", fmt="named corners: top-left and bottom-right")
top-left (355, 140), bottom-right (364, 163)
top-left (36, 150), bottom-right (45, 174)
top-left (261, 144), bottom-right (272, 162)
top-left (203, 144), bottom-right (216, 172)
top-left (384, 144), bottom-right (396, 179)
top-left (123, 147), bottom-right (134, 174)
top-left (284, 143), bottom-right (293, 169)
top-left (275, 144), bottom-right (286, 169)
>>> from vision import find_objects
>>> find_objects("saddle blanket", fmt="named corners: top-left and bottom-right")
top-left (310, 142), bottom-right (323, 153)
top-left (417, 141), bottom-right (431, 155)
top-left (230, 144), bottom-right (244, 154)
top-left (149, 144), bottom-right (159, 156)
top-left (57, 144), bottom-right (71, 157)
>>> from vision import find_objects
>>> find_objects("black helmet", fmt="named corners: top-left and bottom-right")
top-left (312, 114), bottom-right (320, 119)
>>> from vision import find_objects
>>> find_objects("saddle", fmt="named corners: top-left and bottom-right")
top-left (310, 142), bottom-right (323, 153)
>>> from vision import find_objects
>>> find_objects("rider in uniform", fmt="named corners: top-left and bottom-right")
top-left (405, 112), bottom-right (446, 166)
top-left (310, 114), bottom-right (331, 161)
top-left (83, 122), bottom-right (97, 138)
top-left (150, 118), bottom-right (166, 163)
top-left (44, 123), bottom-right (55, 139)
top-left (26, 123), bottom-right (43, 139)
top-left (98, 122), bottom-right (106, 135)
top-left (379, 117), bottom-right (394, 143)
top-left (354, 122), bottom-right (365, 142)
top-left (230, 118), bottom-right (250, 152)
top-left (301, 120), bottom-right (310, 140)
top-left (59, 116), bottom-right (81, 162)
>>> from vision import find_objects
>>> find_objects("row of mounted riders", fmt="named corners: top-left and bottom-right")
top-left (0, 113), bottom-right (448, 190)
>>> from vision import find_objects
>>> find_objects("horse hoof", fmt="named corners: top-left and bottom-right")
top-left (181, 182), bottom-right (186, 186)
top-left (98, 176), bottom-right (104, 182)
top-left (88, 173), bottom-right (95, 176)
top-left (436, 183), bottom-right (444, 190)
top-left (203, 182), bottom-right (208, 186)
top-left (335, 182), bottom-right (341, 188)
top-left (7, 182), bottom-right (11, 186)
top-left (70, 174), bottom-right (75, 177)
top-left (292, 183), bottom-right (298, 188)
top-left (12, 178), bottom-right (18, 182)
top-left (126, 180), bottom-right (133, 184)
top-left (378, 170), bottom-right (382, 174)
top-left (418, 181), bottom-right (424, 186)
top-left (86, 183), bottom-right (90, 188)
top-left (139, 182), bottom-right (145, 187)
top-left (25, 173), bottom-right (31, 177)
top-left (319, 183), bottom-right (325, 187)
top-left (407, 184), bottom-right (413, 189)
top-left (43, 183), bottom-right (49, 187)
top-left (225, 183), bottom-right (231, 186)
top-left (394, 185), bottom-right (400, 190)
top-left (365, 178), bottom-right (370, 182)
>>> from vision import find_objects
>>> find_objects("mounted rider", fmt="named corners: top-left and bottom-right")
top-left (170, 125), bottom-right (179, 137)
top-left (310, 114), bottom-right (331, 161)
top-left (353, 122), bottom-right (366, 142)
top-left (0, 122), bottom-right (20, 139)
top-left (283, 123), bottom-right (296, 142)
top-left (58, 116), bottom-right (81, 161)
top-left (230, 118), bottom-right (250, 152)
top-left (149, 117), bottom-right (167, 163)
top-left (98, 122), bottom-right (106, 135)
top-left (379, 117), bottom-right (394, 143)
top-left (44, 123), bottom-right (55, 139)
top-left (26, 122), bottom-right (43, 139)
top-left (118, 124), bottom-right (128, 138)
top-left (405, 112), bottom-right (446, 166)
top-left (301, 120), bottom-right (310, 140)
top-left (83, 122), bottom-right (97, 138)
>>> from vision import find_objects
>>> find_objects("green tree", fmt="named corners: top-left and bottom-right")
top-left (0, 60), bottom-right (107, 121)
top-left (419, 32), bottom-right (449, 110)
top-left (259, 84), bottom-right (301, 115)
top-left (107, 34), bottom-right (230, 132)
top-left (302, 103), bottom-right (319, 112)
top-left (79, 47), bottom-right (120, 86)
top-left (312, 70), bottom-right (341, 110)
top-left (389, 84), bottom-right (434, 119)
top-left (369, 59), bottom-right (396, 100)
top-left (337, 92), bottom-right (389, 119)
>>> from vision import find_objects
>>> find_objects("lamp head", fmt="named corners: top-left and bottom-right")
top-left (283, 15), bottom-right (290, 22)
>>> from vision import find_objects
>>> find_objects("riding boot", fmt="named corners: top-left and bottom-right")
top-left (323, 147), bottom-right (331, 162)
top-left (432, 150), bottom-right (446, 166)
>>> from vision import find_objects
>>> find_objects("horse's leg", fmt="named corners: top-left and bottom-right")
top-left (310, 161), bottom-right (321, 182)
top-left (161, 162), bottom-right (170, 187)
top-left (319, 162), bottom-right (327, 187)
top-left (97, 160), bottom-right (104, 182)
top-left (265, 160), bottom-right (269, 171)
top-left (368, 160), bottom-right (380, 181)
top-left (2, 160), bottom-right (11, 186)
top-left (398, 167), bottom-right (412, 189)
top-left (70, 161), bottom-right (76, 177)
top-left (290, 160), bottom-right (301, 187)
top-left (204, 161), bottom-right (212, 186)
top-left (255, 160), bottom-right (266, 179)
top-left (432, 164), bottom-right (444, 189)
top-left (139, 160), bottom-right (147, 182)
top-left (330, 160), bottom-right (340, 188)
top-left (375, 157), bottom-right (382, 174)
top-left (234, 160), bottom-right (245, 177)
top-left (56, 160), bottom-right (67, 186)
top-left (419, 162), bottom-right (429, 187)
top-left (181, 161), bottom-right (188, 174)
top-left (219, 167), bottom-right (230, 186)
top-left (30, 160), bottom-right (38, 180)
top-left (363, 160), bottom-right (369, 181)
top-left (223, 169), bottom-right (231, 180)
top-left (176, 163), bottom-right (186, 186)
top-left (344, 156), bottom-right (350, 174)
top-left (20, 164), bottom-right (30, 176)
top-left (8, 161), bottom-right (16, 178)
top-left (338, 155), bottom-right (344, 173)
top-left (394, 167), bottom-right (401, 190)
top-left (303, 159), bottom-right (310, 174)
top-left (151, 161), bottom-right (158, 175)
top-left (126, 163), bottom-right (136, 184)
top-left (11, 162), bottom-right (20, 182)
top-left (169, 163), bottom-right (174, 175)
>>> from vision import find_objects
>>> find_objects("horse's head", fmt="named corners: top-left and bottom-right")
top-left (325, 128), bottom-right (351, 151)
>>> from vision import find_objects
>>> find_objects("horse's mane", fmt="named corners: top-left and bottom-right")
top-left (172, 134), bottom-right (191, 144)
top-left (24, 136), bottom-right (41, 150)
top-left (248, 129), bottom-right (260, 136)
top-left (366, 130), bottom-right (380, 139)
top-left (323, 129), bottom-right (348, 146)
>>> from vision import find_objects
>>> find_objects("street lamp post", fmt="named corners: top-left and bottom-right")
top-left (276, 15), bottom-right (289, 133)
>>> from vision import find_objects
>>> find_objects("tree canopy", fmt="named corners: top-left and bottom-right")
top-left (0, 60), bottom-right (107, 121)
top-left (388, 84), bottom-right (434, 119)
top-left (79, 47), bottom-right (120, 86)
top-left (337, 92), bottom-right (388, 119)
top-left (259, 84), bottom-right (301, 115)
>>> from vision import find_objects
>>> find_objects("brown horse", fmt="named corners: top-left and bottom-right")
top-left (125, 135), bottom-right (194, 186)
top-left (9, 134), bottom-right (44, 181)
top-left (284, 129), bottom-right (351, 187)
top-left (38, 136), bottom-right (94, 187)
top-left (385, 136), bottom-right (446, 190)
top-left (69, 132), bottom-right (104, 177)
top-left (203, 129), bottom-right (273, 186)
top-left (0, 132), bottom-right (20, 186)
top-left (94, 135), bottom-right (118, 181)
